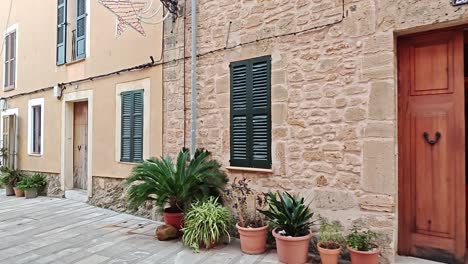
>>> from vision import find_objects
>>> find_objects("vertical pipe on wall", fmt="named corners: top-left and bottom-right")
top-left (190, 0), bottom-right (197, 156)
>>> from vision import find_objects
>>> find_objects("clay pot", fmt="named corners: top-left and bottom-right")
top-left (13, 187), bottom-right (24, 197)
top-left (236, 223), bottom-right (268, 254)
top-left (5, 185), bottom-right (14, 196)
top-left (317, 242), bottom-right (341, 264)
top-left (347, 245), bottom-right (380, 264)
top-left (163, 210), bottom-right (184, 230)
top-left (24, 188), bottom-right (38, 199)
top-left (272, 228), bottom-right (313, 264)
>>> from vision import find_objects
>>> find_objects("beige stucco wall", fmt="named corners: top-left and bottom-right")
top-left (0, 1), bottom-right (163, 181)
top-left (162, 0), bottom-right (468, 262)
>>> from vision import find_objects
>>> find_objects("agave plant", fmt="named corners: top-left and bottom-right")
top-left (258, 191), bottom-right (314, 237)
top-left (126, 148), bottom-right (228, 212)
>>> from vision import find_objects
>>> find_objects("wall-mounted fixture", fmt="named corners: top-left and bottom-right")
top-left (0, 98), bottom-right (7, 111)
top-left (53, 84), bottom-right (63, 100)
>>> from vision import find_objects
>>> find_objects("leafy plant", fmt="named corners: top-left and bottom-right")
top-left (258, 191), bottom-right (315, 237)
top-left (126, 148), bottom-right (228, 212)
top-left (17, 173), bottom-right (47, 191)
top-left (346, 228), bottom-right (378, 251)
top-left (0, 167), bottom-right (22, 187)
top-left (318, 221), bottom-right (343, 249)
top-left (224, 177), bottom-right (267, 228)
top-left (182, 197), bottom-right (232, 252)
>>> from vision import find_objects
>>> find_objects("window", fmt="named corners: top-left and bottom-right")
top-left (56, 0), bottom-right (87, 65)
top-left (230, 56), bottom-right (272, 169)
top-left (4, 29), bottom-right (16, 90)
top-left (121, 90), bottom-right (144, 162)
top-left (28, 98), bottom-right (44, 155)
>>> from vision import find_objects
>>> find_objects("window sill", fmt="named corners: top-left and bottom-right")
top-left (118, 161), bottom-right (141, 166)
top-left (65, 58), bottom-right (86, 66)
top-left (28, 153), bottom-right (42, 157)
top-left (226, 166), bottom-right (273, 174)
top-left (3, 86), bottom-right (15, 92)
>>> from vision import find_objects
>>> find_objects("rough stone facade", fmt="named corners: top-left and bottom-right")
top-left (22, 171), bottom-right (64, 198)
top-left (89, 176), bottom-right (160, 221)
top-left (161, 0), bottom-right (468, 263)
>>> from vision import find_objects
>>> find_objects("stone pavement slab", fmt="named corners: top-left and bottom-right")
top-left (0, 190), bottom-right (444, 264)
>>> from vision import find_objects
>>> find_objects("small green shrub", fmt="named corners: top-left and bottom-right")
top-left (258, 191), bottom-right (314, 237)
top-left (182, 197), bottom-right (232, 252)
top-left (346, 228), bottom-right (378, 251)
top-left (318, 221), bottom-right (343, 249)
top-left (17, 173), bottom-right (47, 191)
top-left (0, 167), bottom-right (22, 187)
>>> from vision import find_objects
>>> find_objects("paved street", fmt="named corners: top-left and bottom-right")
top-left (0, 190), bottom-right (443, 264)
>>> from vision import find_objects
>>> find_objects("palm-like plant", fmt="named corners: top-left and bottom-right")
top-left (258, 191), bottom-right (315, 237)
top-left (126, 148), bottom-right (228, 212)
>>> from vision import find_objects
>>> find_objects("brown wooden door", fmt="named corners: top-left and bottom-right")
top-left (73, 101), bottom-right (88, 190)
top-left (398, 30), bottom-right (466, 263)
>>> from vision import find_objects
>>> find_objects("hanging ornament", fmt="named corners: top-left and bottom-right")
top-left (98, 0), bottom-right (147, 36)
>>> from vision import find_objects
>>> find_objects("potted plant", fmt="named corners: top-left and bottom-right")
top-left (317, 221), bottom-right (343, 264)
top-left (258, 191), bottom-right (314, 264)
top-left (1, 168), bottom-right (24, 197)
top-left (17, 173), bottom-right (47, 199)
top-left (346, 228), bottom-right (380, 264)
top-left (182, 197), bottom-right (231, 252)
top-left (126, 148), bottom-right (228, 229)
top-left (225, 177), bottom-right (268, 254)
top-left (0, 166), bottom-right (15, 196)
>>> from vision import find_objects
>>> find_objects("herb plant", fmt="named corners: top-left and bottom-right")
top-left (126, 148), bottom-right (228, 212)
top-left (182, 197), bottom-right (232, 252)
top-left (346, 228), bottom-right (378, 251)
top-left (318, 221), bottom-right (343, 249)
top-left (17, 173), bottom-right (47, 191)
top-left (224, 177), bottom-right (267, 228)
top-left (258, 191), bottom-right (314, 237)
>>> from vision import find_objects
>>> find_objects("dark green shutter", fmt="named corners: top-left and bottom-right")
top-left (230, 56), bottom-right (271, 169)
top-left (121, 90), bottom-right (144, 162)
top-left (76, 0), bottom-right (86, 59)
top-left (57, 0), bottom-right (67, 65)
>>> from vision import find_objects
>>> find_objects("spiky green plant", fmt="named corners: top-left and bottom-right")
top-left (126, 148), bottom-right (228, 212)
top-left (258, 191), bottom-right (314, 237)
top-left (182, 197), bottom-right (232, 252)
top-left (17, 173), bottom-right (47, 191)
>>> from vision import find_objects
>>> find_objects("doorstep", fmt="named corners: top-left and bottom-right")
top-left (64, 189), bottom-right (88, 203)
top-left (395, 256), bottom-right (445, 264)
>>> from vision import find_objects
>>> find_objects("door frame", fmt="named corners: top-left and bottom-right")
top-left (61, 90), bottom-right (93, 197)
top-left (397, 27), bottom-right (466, 262)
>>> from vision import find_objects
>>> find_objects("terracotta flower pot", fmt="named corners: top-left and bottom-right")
top-left (13, 187), bottom-right (24, 197)
top-left (317, 242), bottom-right (341, 264)
top-left (347, 245), bottom-right (380, 264)
top-left (272, 228), bottom-right (313, 264)
top-left (24, 188), bottom-right (38, 199)
top-left (236, 223), bottom-right (268, 254)
top-left (163, 210), bottom-right (184, 230)
top-left (5, 185), bottom-right (14, 196)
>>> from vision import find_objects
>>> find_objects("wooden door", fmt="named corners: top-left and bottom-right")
top-left (398, 30), bottom-right (466, 263)
top-left (73, 101), bottom-right (88, 190)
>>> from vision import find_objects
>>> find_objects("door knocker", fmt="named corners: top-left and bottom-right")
top-left (423, 132), bottom-right (441, 146)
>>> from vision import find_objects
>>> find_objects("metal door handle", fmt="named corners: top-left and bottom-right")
top-left (423, 132), bottom-right (441, 146)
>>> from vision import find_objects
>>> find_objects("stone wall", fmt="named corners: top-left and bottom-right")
top-left (162, 0), bottom-right (468, 262)
top-left (22, 171), bottom-right (64, 198)
top-left (89, 176), bottom-right (160, 221)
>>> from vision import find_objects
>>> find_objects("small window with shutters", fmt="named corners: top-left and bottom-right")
top-left (121, 90), bottom-right (144, 162)
top-left (4, 29), bottom-right (16, 90)
top-left (230, 56), bottom-right (272, 169)
top-left (28, 98), bottom-right (44, 156)
top-left (56, 0), bottom-right (87, 64)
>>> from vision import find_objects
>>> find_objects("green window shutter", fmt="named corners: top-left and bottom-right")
top-left (57, 0), bottom-right (67, 65)
top-left (250, 58), bottom-right (271, 169)
top-left (76, 0), bottom-right (86, 59)
top-left (132, 90), bottom-right (144, 161)
top-left (230, 62), bottom-right (250, 167)
top-left (121, 90), bottom-right (144, 162)
top-left (230, 56), bottom-right (271, 169)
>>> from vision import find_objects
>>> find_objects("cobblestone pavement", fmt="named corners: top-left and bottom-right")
top-left (0, 190), bottom-right (443, 264)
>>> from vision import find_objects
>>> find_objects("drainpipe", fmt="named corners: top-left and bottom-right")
top-left (190, 0), bottom-right (197, 156)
